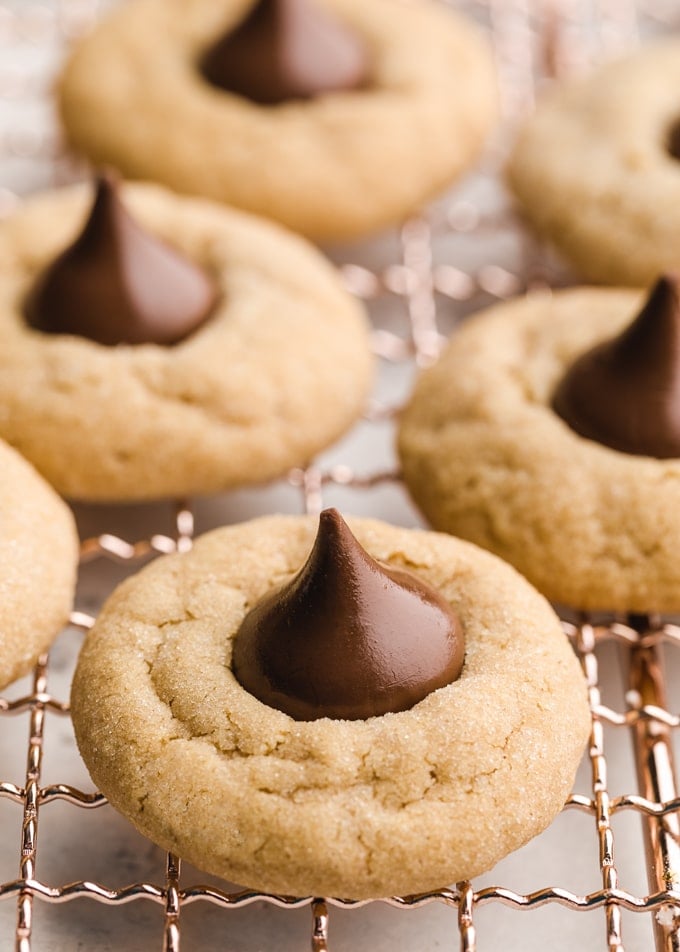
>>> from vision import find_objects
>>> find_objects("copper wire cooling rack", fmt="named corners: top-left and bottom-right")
top-left (2, 1), bottom-right (680, 950)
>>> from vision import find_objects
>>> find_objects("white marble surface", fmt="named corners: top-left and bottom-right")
top-left (0, 2), bottom-right (678, 949)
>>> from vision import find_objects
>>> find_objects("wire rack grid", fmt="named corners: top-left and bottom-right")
top-left (2, 1), bottom-right (680, 950)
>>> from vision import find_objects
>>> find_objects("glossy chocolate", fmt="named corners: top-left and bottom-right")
top-left (200, 0), bottom-right (369, 105)
top-left (24, 177), bottom-right (217, 346)
top-left (232, 509), bottom-right (465, 721)
top-left (553, 275), bottom-right (680, 457)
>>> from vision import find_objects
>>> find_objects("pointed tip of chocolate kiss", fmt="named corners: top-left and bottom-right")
top-left (94, 168), bottom-right (121, 195)
top-left (199, 0), bottom-right (369, 105)
top-left (232, 509), bottom-right (465, 722)
top-left (76, 172), bottom-right (123, 246)
top-left (647, 272), bottom-right (680, 314)
top-left (90, 171), bottom-right (127, 214)
top-left (316, 506), bottom-right (356, 547)
top-left (23, 176), bottom-right (218, 347)
top-left (318, 506), bottom-right (346, 530)
top-left (552, 274), bottom-right (680, 458)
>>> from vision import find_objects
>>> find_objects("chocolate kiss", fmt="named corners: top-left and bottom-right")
top-left (200, 0), bottom-right (369, 105)
top-left (24, 177), bottom-right (217, 346)
top-left (553, 275), bottom-right (680, 458)
top-left (232, 509), bottom-right (465, 721)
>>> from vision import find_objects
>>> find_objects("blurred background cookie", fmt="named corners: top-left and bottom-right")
top-left (507, 38), bottom-right (680, 285)
top-left (58, 0), bottom-right (498, 241)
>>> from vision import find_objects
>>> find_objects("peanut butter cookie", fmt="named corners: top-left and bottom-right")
top-left (0, 439), bottom-right (78, 689)
top-left (507, 39), bottom-right (680, 285)
top-left (399, 283), bottom-right (680, 611)
top-left (0, 180), bottom-right (372, 500)
top-left (59, 0), bottom-right (497, 240)
top-left (71, 514), bottom-right (588, 899)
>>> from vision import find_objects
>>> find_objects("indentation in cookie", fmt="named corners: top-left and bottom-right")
top-left (23, 176), bottom-right (218, 346)
top-left (199, 0), bottom-right (369, 105)
top-left (552, 274), bottom-right (680, 457)
top-left (232, 508), bottom-right (465, 720)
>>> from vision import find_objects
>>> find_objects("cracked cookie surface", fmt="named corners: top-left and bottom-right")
top-left (0, 182), bottom-right (372, 501)
top-left (397, 286), bottom-right (680, 612)
top-left (71, 514), bottom-right (588, 899)
top-left (507, 38), bottom-right (680, 285)
top-left (0, 439), bottom-right (78, 689)
top-left (58, 0), bottom-right (497, 241)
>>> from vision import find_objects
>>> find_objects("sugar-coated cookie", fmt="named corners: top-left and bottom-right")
top-left (507, 39), bottom-right (680, 285)
top-left (58, 0), bottom-right (498, 241)
top-left (0, 180), bottom-right (372, 501)
top-left (71, 514), bottom-right (588, 899)
top-left (399, 282), bottom-right (680, 611)
top-left (0, 439), bottom-right (78, 689)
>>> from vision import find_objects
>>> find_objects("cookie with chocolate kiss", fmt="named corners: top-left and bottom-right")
top-left (0, 180), bottom-right (372, 500)
top-left (399, 279), bottom-right (680, 612)
top-left (58, 0), bottom-right (497, 240)
top-left (553, 275), bottom-right (680, 458)
top-left (71, 513), bottom-right (588, 899)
